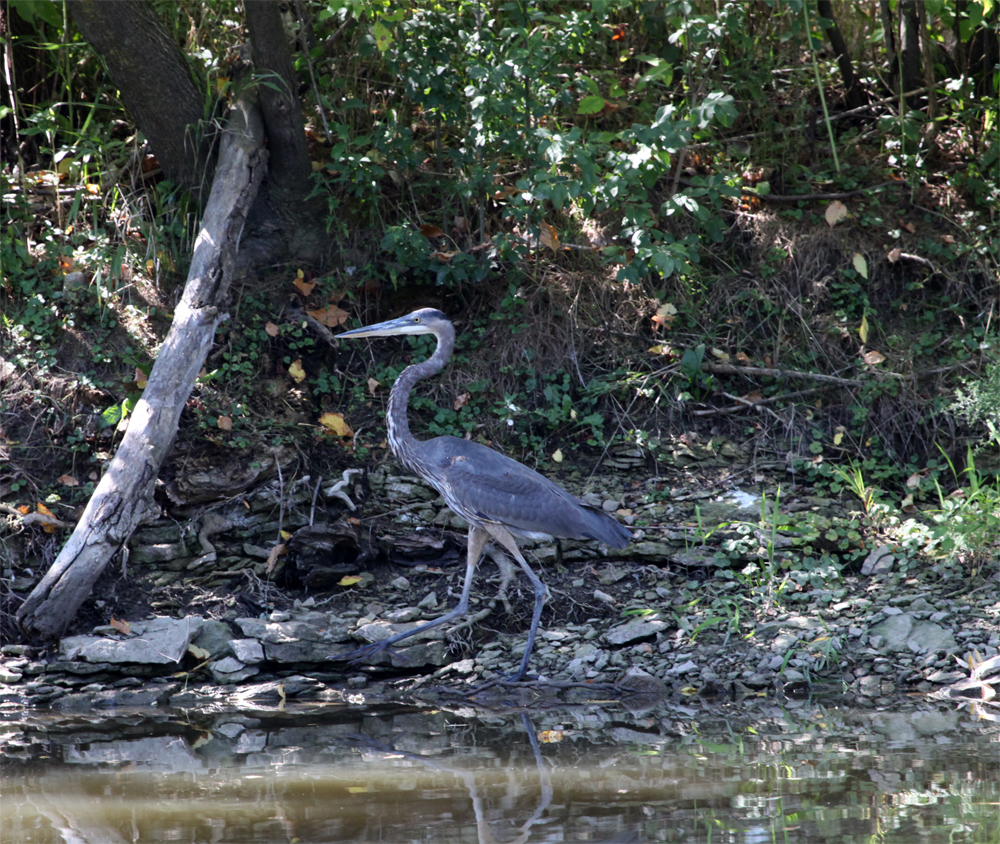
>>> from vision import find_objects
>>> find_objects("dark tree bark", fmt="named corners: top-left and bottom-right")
top-left (240, 0), bottom-right (324, 265)
top-left (244, 0), bottom-right (312, 205)
top-left (899, 0), bottom-right (923, 109)
top-left (67, 0), bottom-right (214, 191)
top-left (879, 0), bottom-right (898, 95)
top-left (16, 95), bottom-right (267, 642)
top-left (816, 1), bottom-right (867, 111)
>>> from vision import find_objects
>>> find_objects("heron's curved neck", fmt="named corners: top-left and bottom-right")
top-left (387, 322), bottom-right (455, 470)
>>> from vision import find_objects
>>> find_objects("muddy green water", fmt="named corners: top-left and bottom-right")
top-left (2, 698), bottom-right (998, 843)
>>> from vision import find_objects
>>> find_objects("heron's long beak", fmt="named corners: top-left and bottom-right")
top-left (338, 315), bottom-right (435, 339)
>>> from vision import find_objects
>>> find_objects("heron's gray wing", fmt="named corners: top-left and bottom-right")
top-left (419, 437), bottom-right (630, 547)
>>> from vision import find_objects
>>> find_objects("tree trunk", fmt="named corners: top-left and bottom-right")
top-left (244, 0), bottom-right (312, 205)
top-left (67, 0), bottom-right (214, 192)
top-left (240, 0), bottom-right (325, 267)
top-left (879, 0), bottom-right (898, 95)
top-left (15, 94), bottom-right (267, 642)
top-left (899, 0), bottom-right (923, 109)
top-left (816, 0), bottom-right (867, 111)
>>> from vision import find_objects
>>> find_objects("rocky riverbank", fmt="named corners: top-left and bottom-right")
top-left (3, 451), bottom-right (999, 713)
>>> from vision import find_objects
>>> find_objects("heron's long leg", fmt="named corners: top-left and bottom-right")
top-left (484, 524), bottom-right (548, 682)
top-left (331, 525), bottom-right (491, 664)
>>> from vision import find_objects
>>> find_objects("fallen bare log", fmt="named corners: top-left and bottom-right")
top-left (16, 94), bottom-right (266, 641)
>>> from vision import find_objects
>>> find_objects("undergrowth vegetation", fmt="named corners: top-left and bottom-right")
top-left (1, 0), bottom-right (998, 595)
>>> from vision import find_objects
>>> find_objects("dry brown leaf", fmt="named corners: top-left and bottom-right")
top-left (266, 543), bottom-right (285, 575)
top-left (265, 321), bottom-right (280, 337)
top-left (59, 474), bottom-right (79, 487)
top-left (292, 274), bottom-right (316, 296)
top-left (419, 224), bottom-right (446, 238)
top-left (899, 219), bottom-right (916, 233)
top-left (453, 391), bottom-right (470, 411)
top-left (825, 200), bottom-right (848, 227)
top-left (539, 221), bottom-right (561, 251)
top-left (367, 377), bottom-right (381, 395)
top-left (431, 250), bottom-right (460, 262)
top-left (863, 350), bottom-right (886, 365)
top-left (941, 234), bottom-right (956, 244)
top-left (887, 248), bottom-right (901, 263)
top-left (109, 617), bottom-right (131, 635)
top-left (307, 305), bottom-right (350, 327)
top-left (736, 351), bottom-right (751, 364)
top-left (217, 416), bottom-right (233, 431)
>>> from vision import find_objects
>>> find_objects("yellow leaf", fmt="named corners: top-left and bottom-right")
top-left (824, 200), bottom-right (848, 227)
top-left (552, 448), bottom-right (563, 463)
top-left (339, 575), bottom-right (363, 587)
top-left (319, 412), bottom-right (354, 437)
top-left (537, 730), bottom-right (565, 743)
top-left (288, 360), bottom-right (306, 383)
top-left (859, 314), bottom-right (869, 344)
top-left (280, 529), bottom-right (292, 540)
top-left (135, 367), bottom-right (148, 388)
top-left (346, 786), bottom-right (369, 794)
top-left (852, 252), bottom-right (868, 279)
top-left (188, 644), bottom-right (210, 659)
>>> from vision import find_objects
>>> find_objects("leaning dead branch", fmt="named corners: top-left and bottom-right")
top-left (16, 93), bottom-right (267, 641)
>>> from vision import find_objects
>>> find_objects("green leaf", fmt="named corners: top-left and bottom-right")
top-left (372, 21), bottom-right (393, 52)
top-left (100, 403), bottom-right (123, 428)
top-left (577, 95), bottom-right (606, 115)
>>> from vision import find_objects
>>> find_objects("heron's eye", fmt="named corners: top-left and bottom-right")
top-left (414, 317), bottom-right (421, 323)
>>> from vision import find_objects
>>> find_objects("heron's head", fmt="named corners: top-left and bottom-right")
top-left (338, 308), bottom-right (450, 340)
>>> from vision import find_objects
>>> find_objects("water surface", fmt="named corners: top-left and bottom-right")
top-left (2, 696), bottom-right (998, 843)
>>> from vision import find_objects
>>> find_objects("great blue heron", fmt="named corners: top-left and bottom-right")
top-left (331, 308), bottom-right (630, 680)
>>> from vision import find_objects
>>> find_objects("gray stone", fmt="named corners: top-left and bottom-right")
top-left (615, 668), bottom-right (667, 697)
top-left (209, 657), bottom-right (259, 684)
top-left (236, 616), bottom-right (352, 662)
top-left (60, 617), bottom-right (206, 665)
top-left (191, 620), bottom-right (234, 658)
top-left (862, 545), bottom-right (895, 575)
top-left (605, 614), bottom-right (667, 646)
top-left (871, 613), bottom-right (958, 654)
top-left (231, 639), bottom-right (265, 664)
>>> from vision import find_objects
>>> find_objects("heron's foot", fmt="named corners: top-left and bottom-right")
top-left (464, 669), bottom-right (535, 696)
top-left (328, 640), bottom-right (398, 665)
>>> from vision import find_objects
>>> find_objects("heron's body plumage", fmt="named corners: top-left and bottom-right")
top-left (331, 308), bottom-right (630, 681)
